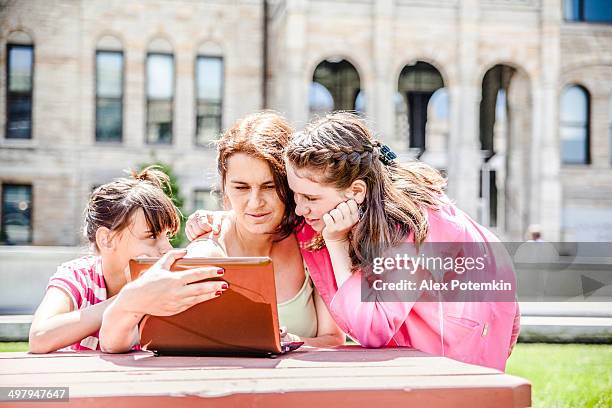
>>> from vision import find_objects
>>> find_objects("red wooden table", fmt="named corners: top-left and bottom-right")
top-left (0, 346), bottom-right (530, 407)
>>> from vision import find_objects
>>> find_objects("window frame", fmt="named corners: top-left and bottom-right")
top-left (5, 43), bottom-right (34, 140)
top-left (1, 183), bottom-right (33, 245)
top-left (145, 52), bottom-right (175, 145)
top-left (564, 0), bottom-right (612, 24)
top-left (560, 84), bottom-right (591, 165)
top-left (94, 49), bottom-right (124, 143)
top-left (194, 55), bottom-right (224, 147)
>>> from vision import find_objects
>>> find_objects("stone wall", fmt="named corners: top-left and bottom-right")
top-left (0, 0), bottom-right (263, 245)
top-left (0, 0), bottom-right (611, 245)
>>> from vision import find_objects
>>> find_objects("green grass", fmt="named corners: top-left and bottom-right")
top-left (0, 342), bottom-right (28, 352)
top-left (506, 343), bottom-right (612, 408)
top-left (1, 341), bottom-right (610, 407)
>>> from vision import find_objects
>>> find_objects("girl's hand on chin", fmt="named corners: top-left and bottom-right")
top-left (322, 199), bottom-right (360, 244)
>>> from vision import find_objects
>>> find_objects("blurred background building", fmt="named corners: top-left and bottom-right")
top-left (1, 0), bottom-right (611, 247)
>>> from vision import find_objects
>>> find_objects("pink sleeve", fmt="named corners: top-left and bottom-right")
top-left (47, 264), bottom-right (84, 309)
top-left (328, 271), bottom-right (415, 348)
top-left (509, 303), bottom-right (521, 353)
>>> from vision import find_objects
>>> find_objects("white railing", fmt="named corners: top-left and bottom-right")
top-left (0, 246), bottom-right (87, 314)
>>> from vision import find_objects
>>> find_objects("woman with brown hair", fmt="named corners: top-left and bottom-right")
top-left (99, 113), bottom-right (343, 352)
top-left (186, 112), bottom-right (345, 347)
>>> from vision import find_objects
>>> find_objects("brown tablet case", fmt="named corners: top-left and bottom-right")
top-left (128, 257), bottom-right (283, 356)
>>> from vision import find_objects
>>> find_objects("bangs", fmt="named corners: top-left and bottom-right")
top-left (134, 186), bottom-right (181, 237)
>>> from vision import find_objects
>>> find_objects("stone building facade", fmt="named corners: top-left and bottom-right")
top-left (1, 0), bottom-right (611, 246)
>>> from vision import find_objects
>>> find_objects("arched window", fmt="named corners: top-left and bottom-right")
top-left (480, 64), bottom-right (515, 158)
top-left (310, 58), bottom-right (361, 117)
top-left (95, 35), bottom-right (123, 143)
top-left (560, 85), bottom-right (590, 165)
top-left (6, 31), bottom-right (34, 140)
top-left (398, 61), bottom-right (445, 155)
top-left (146, 38), bottom-right (174, 144)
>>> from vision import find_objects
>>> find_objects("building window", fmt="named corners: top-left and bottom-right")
top-left (146, 53), bottom-right (174, 144)
top-left (310, 59), bottom-right (361, 118)
top-left (564, 0), bottom-right (612, 23)
top-left (195, 56), bottom-right (223, 145)
top-left (398, 61), bottom-right (445, 156)
top-left (560, 85), bottom-right (590, 165)
top-left (6, 44), bottom-right (34, 139)
top-left (193, 189), bottom-right (221, 212)
top-left (1, 184), bottom-right (32, 244)
top-left (95, 51), bottom-right (123, 142)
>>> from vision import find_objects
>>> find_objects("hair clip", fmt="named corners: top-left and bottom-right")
top-left (378, 144), bottom-right (397, 166)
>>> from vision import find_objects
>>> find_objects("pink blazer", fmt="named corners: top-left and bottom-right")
top-left (297, 197), bottom-right (520, 372)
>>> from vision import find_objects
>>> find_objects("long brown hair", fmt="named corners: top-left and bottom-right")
top-left (285, 111), bottom-right (446, 271)
top-left (217, 111), bottom-right (301, 240)
top-left (84, 166), bottom-right (180, 251)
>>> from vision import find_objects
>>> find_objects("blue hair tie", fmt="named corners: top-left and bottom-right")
top-left (378, 144), bottom-right (397, 166)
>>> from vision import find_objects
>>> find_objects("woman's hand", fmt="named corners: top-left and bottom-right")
top-left (322, 200), bottom-right (360, 244)
top-left (185, 210), bottom-right (229, 241)
top-left (117, 249), bottom-right (228, 317)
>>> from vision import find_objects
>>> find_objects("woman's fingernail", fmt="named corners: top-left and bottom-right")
top-left (217, 268), bottom-right (224, 275)
top-left (221, 283), bottom-right (228, 290)
top-left (215, 290), bottom-right (222, 296)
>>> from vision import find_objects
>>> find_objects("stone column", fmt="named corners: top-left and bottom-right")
top-left (371, 0), bottom-right (394, 142)
top-left (591, 92), bottom-right (611, 168)
top-left (538, 0), bottom-right (562, 241)
top-left (284, 0), bottom-right (308, 128)
top-left (529, 83), bottom-right (543, 228)
top-left (447, 0), bottom-right (481, 218)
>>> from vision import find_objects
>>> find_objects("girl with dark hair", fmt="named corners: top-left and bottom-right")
top-left (29, 166), bottom-right (226, 353)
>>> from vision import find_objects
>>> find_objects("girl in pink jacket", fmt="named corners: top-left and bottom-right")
top-left (284, 112), bottom-right (520, 371)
